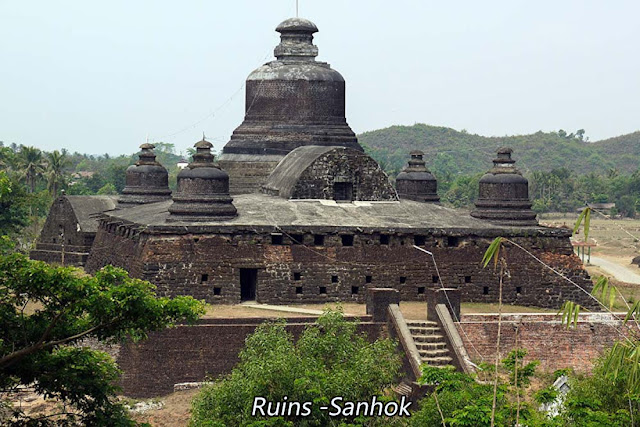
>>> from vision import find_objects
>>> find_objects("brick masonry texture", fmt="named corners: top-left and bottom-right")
top-left (456, 313), bottom-right (630, 373)
top-left (85, 222), bottom-right (596, 310)
top-left (116, 317), bottom-right (384, 397)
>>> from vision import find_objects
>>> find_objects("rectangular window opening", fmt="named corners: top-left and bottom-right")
top-left (380, 235), bottom-right (390, 245)
top-left (400, 276), bottom-right (407, 284)
top-left (331, 275), bottom-right (339, 283)
top-left (213, 287), bottom-right (221, 296)
top-left (465, 276), bottom-right (472, 283)
top-left (314, 234), bottom-right (325, 246)
top-left (296, 286), bottom-right (303, 295)
top-left (351, 286), bottom-right (359, 295)
top-left (271, 234), bottom-right (284, 245)
top-left (341, 235), bottom-right (354, 246)
top-left (483, 286), bottom-right (489, 295)
top-left (294, 272), bottom-right (302, 281)
top-left (365, 275), bottom-right (372, 284)
top-left (516, 286), bottom-right (522, 295)
top-left (418, 286), bottom-right (425, 295)
top-left (414, 235), bottom-right (426, 246)
top-left (319, 286), bottom-right (327, 295)
top-left (201, 274), bottom-right (208, 283)
top-left (432, 275), bottom-right (439, 284)
top-left (447, 236), bottom-right (460, 247)
top-left (334, 182), bottom-right (354, 202)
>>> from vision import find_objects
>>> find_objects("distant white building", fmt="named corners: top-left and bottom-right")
top-left (177, 158), bottom-right (189, 169)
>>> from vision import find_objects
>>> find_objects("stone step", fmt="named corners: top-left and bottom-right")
top-left (408, 326), bottom-right (440, 335)
top-left (422, 356), bottom-right (453, 366)
top-left (415, 342), bottom-right (447, 351)
top-left (418, 348), bottom-right (450, 358)
top-left (392, 382), bottom-right (413, 397)
top-left (412, 334), bottom-right (445, 343)
top-left (405, 320), bottom-right (438, 327)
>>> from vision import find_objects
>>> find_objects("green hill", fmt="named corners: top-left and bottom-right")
top-left (358, 124), bottom-right (640, 177)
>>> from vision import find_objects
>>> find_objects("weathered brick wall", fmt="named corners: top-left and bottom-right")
top-left (84, 221), bottom-right (145, 278)
top-left (116, 317), bottom-right (384, 397)
top-left (456, 313), bottom-right (629, 373)
top-left (85, 225), bottom-right (595, 310)
top-left (29, 198), bottom-right (93, 265)
top-left (291, 149), bottom-right (397, 201)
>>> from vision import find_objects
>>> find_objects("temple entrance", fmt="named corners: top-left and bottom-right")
top-left (240, 268), bottom-right (257, 301)
top-left (334, 182), bottom-right (353, 202)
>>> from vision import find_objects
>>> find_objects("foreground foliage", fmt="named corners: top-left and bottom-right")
top-left (412, 349), bottom-right (541, 427)
top-left (0, 252), bottom-right (205, 425)
top-left (190, 309), bottom-right (402, 427)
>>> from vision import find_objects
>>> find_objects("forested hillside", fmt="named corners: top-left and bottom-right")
top-left (359, 124), bottom-right (639, 177)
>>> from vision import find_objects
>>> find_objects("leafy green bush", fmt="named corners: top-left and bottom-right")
top-left (189, 309), bottom-right (402, 427)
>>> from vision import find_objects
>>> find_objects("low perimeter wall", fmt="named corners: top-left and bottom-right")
top-left (117, 316), bottom-right (384, 398)
top-left (456, 312), bottom-right (630, 373)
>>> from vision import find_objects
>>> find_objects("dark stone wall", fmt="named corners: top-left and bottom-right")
top-left (457, 313), bottom-right (630, 373)
top-left (84, 220), bottom-right (145, 278)
top-left (85, 224), bottom-right (596, 310)
top-left (116, 317), bottom-right (384, 397)
top-left (289, 149), bottom-right (397, 201)
top-left (29, 198), bottom-right (94, 266)
top-left (245, 80), bottom-right (346, 123)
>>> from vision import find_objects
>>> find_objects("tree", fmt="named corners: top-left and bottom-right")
top-left (190, 309), bottom-right (402, 426)
top-left (0, 254), bottom-right (205, 425)
top-left (97, 183), bottom-right (118, 195)
top-left (0, 172), bottom-right (29, 240)
top-left (46, 150), bottom-right (70, 197)
top-left (412, 362), bottom-right (543, 427)
top-left (17, 146), bottom-right (46, 193)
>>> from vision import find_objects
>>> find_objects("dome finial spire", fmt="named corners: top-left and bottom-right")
top-left (274, 17), bottom-right (319, 60)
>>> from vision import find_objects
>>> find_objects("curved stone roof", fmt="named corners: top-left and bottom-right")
top-left (65, 196), bottom-right (118, 232)
top-left (262, 146), bottom-right (336, 198)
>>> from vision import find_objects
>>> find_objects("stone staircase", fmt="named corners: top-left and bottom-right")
top-left (406, 320), bottom-right (453, 367)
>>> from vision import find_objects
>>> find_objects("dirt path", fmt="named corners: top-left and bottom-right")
top-left (589, 256), bottom-right (640, 284)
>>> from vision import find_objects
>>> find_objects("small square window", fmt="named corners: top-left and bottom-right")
top-left (201, 274), bottom-right (208, 283)
top-left (432, 275), bottom-right (439, 284)
top-left (271, 234), bottom-right (284, 245)
top-left (516, 286), bottom-right (522, 295)
top-left (380, 235), bottom-right (390, 245)
top-left (341, 235), bottom-right (354, 246)
top-left (400, 276), bottom-right (407, 284)
top-left (290, 234), bottom-right (304, 245)
top-left (213, 287), bottom-right (221, 296)
top-left (447, 236), bottom-right (460, 247)
top-left (314, 234), bottom-right (325, 246)
top-left (417, 287), bottom-right (425, 295)
top-left (365, 275), bottom-right (372, 284)
top-left (351, 286), bottom-right (359, 295)
top-left (319, 286), bottom-right (327, 294)
top-left (294, 272), bottom-right (302, 281)
top-left (483, 286), bottom-right (489, 295)
top-left (414, 235), bottom-right (426, 246)
top-left (296, 286), bottom-right (303, 295)
top-left (465, 276), bottom-right (472, 283)
top-left (331, 275), bottom-right (339, 283)
top-left (194, 238), bottom-right (200, 243)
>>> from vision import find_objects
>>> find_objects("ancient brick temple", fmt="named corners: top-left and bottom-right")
top-left (31, 17), bottom-right (595, 310)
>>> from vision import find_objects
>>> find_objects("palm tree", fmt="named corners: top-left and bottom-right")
top-left (46, 150), bottom-right (70, 197)
top-left (17, 146), bottom-right (46, 193)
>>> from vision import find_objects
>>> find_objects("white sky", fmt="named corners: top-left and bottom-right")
top-left (1, 1), bottom-right (639, 155)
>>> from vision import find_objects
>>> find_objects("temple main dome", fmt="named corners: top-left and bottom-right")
top-left (219, 17), bottom-right (361, 194)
